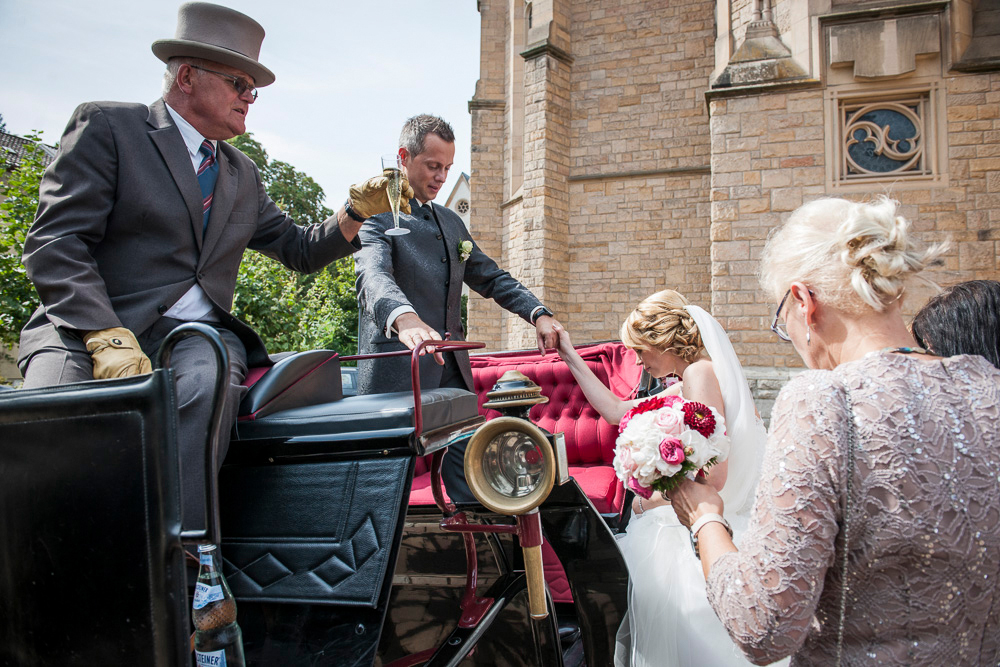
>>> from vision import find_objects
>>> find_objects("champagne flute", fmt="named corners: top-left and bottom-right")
top-left (381, 153), bottom-right (409, 236)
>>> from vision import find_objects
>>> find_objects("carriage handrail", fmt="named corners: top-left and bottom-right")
top-left (341, 338), bottom-right (485, 439)
top-left (156, 323), bottom-right (229, 546)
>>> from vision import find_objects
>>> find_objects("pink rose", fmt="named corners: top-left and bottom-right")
top-left (653, 408), bottom-right (684, 435)
top-left (661, 394), bottom-right (683, 407)
top-left (658, 437), bottom-right (685, 465)
top-left (628, 477), bottom-right (653, 499)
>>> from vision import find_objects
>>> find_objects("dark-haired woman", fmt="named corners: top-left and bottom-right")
top-left (911, 279), bottom-right (1000, 368)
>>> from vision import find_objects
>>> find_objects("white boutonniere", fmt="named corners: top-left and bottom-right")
top-left (458, 240), bottom-right (473, 263)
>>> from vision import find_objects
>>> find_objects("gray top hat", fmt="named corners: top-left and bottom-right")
top-left (152, 2), bottom-right (275, 87)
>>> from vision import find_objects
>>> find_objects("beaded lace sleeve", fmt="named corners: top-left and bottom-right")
top-left (704, 370), bottom-right (849, 663)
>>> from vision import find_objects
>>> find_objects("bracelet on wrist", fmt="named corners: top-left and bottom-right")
top-left (689, 512), bottom-right (732, 558)
top-left (344, 198), bottom-right (366, 223)
top-left (636, 497), bottom-right (644, 515)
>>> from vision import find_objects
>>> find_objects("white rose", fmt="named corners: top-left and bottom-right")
top-left (655, 459), bottom-right (683, 478)
top-left (631, 444), bottom-right (660, 485)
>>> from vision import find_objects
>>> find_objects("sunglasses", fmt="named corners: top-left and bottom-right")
top-left (189, 64), bottom-right (258, 101)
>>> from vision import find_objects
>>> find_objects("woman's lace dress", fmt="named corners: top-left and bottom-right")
top-left (706, 352), bottom-right (1000, 665)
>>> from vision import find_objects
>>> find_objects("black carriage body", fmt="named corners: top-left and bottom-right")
top-left (0, 372), bottom-right (191, 667)
top-left (223, 378), bottom-right (627, 666)
top-left (223, 386), bottom-right (477, 665)
top-left (0, 335), bottom-right (629, 667)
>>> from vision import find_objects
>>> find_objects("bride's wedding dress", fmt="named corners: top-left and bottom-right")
top-left (614, 306), bottom-right (784, 667)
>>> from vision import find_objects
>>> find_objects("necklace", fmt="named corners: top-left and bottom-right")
top-left (881, 346), bottom-right (928, 355)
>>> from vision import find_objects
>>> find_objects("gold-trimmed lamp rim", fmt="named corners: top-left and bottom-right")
top-left (464, 416), bottom-right (556, 515)
top-left (481, 369), bottom-right (549, 409)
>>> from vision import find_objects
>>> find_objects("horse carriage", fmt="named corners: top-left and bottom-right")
top-left (0, 323), bottom-right (653, 666)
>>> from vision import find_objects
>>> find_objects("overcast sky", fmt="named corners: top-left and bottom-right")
top-left (0, 0), bottom-right (481, 209)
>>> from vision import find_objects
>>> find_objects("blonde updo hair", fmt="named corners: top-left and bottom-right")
top-left (759, 196), bottom-right (945, 313)
top-left (619, 290), bottom-right (704, 362)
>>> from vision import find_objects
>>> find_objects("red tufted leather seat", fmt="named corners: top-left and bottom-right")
top-left (407, 342), bottom-right (640, 512)
top-left (469, 342), bottom-right (639, 514)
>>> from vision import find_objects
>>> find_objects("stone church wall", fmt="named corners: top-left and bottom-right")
top-left (469, 0), bottom-right (999, 397)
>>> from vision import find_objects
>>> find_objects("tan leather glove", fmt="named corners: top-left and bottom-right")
top-left (83, 327), bottom-right (152, 379)
top-left (348, 173), bottom-right (414, 219)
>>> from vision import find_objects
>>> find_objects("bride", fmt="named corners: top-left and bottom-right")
top-left (553, 289), bottom-right (780, 667)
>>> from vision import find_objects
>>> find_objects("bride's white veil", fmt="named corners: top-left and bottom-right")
top-left (684, 305), bottom-right (766, 517)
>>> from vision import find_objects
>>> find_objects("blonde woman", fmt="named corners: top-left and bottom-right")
top-left (554, 290), bottom-right (770, 666)
top-left (669, 197), bottom-right (1000, 664)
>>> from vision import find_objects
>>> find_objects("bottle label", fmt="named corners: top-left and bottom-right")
top-left (193, 583), bottom-right (224, 609)
top-left (195, 649), bottom-right (227, 666)
top-left (200, 553), bottom-right (214, 567)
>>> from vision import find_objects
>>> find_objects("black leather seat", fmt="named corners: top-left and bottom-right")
top-left (239, 349), bottom-right (343, 421)
top-left (234, 387), bottom-right (479, 442)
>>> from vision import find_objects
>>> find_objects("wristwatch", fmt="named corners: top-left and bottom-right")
top-left (689, 513), bottom-right (733, 558)
top-left (344, 198), bottom-right (366, 223)
top-left (531, 306), bottom-right (554, 324)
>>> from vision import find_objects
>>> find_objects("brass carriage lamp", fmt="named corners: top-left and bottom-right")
top-left (464, 370), bottom-right (568, 619)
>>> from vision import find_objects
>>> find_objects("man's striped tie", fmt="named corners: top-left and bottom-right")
top-left (197, 140), bottom-right (219, 229)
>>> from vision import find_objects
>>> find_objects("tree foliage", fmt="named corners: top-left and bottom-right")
top-left (228, 133), bottom-right (359, 356)
top-left (0, 132), bottom-right (47, 352)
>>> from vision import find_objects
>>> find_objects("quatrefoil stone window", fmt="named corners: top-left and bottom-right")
top-left (844, 100), bottom-right (926, 177)
top-left (842, 98), bottom-right (929, 179)
top-left (827, 86), bottom-right (944, 191)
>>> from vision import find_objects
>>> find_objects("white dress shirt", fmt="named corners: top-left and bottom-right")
top-left (162, 103), bottom-right (219, 322)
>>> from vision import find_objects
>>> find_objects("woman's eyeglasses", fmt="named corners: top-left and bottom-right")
top-left (771, 288), bottom-right (815, 342)
top-left (771, 290), bottom-right (792, 341)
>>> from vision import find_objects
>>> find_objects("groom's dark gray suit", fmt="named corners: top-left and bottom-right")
top-left (18, 98), bottom-right (360, 528)
top-left (354, 200), bottom-right (544, 395)
top-left (355, 198), bottom-right (547, 503)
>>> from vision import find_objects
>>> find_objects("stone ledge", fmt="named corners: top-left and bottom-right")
top-left (818, 0), bottom-right (948, 23)
top-left (568, 166), bottom-right (710, 182)
top-left (951, 54), bottom-right (1000, 73)
top-left (707, 77), bottom-right (821, 102)
top-left (468, 98), bottom-right (505, 112)
top-left (520, 40), bottom-right (573, 65)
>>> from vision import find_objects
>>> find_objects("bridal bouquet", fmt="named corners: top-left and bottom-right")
top-left (614, 394), bottom-right (731, 498)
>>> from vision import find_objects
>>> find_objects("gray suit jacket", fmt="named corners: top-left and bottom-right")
top-left (19, 99), bottom-right (359, 369)
top-left (354, 200), bottom-right (544, 394)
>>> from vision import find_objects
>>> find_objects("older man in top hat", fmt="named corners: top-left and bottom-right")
top-left (17, 2), bottom-right (410, 530)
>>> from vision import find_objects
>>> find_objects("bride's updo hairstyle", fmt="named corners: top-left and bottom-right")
top-left (619, 289), bottom-right (704, 362)
top-left (760, 196), bottom-right (945, 314)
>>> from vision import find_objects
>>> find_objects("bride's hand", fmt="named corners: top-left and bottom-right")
top-left (665, 477), bottom-right (724, 530)
top-left (633, 491), bottom-right (669, 516)
top-left (553, 325), bottom-right (576, 360)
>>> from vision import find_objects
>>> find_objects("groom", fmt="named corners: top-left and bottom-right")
top-left (354, 114), bottom-right (562, 501)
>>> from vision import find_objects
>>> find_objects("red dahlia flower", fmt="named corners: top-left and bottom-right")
top-left (682, 401), bottom-right (716, 438)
